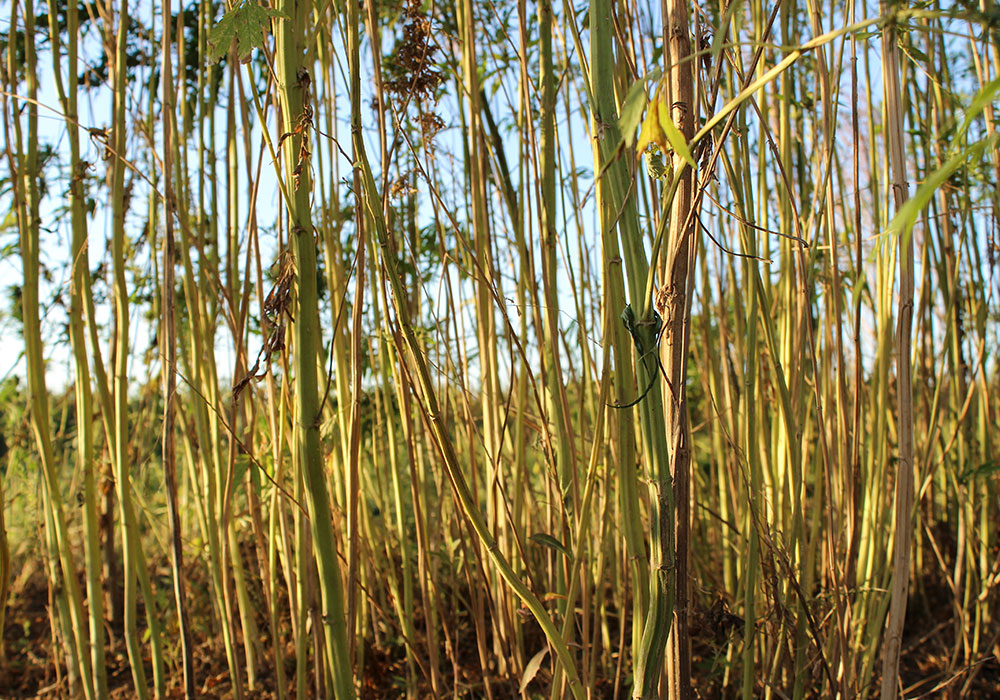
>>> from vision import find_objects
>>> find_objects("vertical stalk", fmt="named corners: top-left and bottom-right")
top-left (109, 1), bottom-right (152, 694)
top-left (660, 0), bottom-right (698, 695)
top-left (455, 0), bottom-right (515, 672)
top-left (737, 148), bottom-right (762, 700)
top-left (159, 0), bottom-right (195, 694)
top-left (353, 41), bottom-right (588, 700)
top-left (46, 0), bottom-right (109, 694)
top-left (4, 2), bottom-right (95, 694)
top-left (221, 62), bottom-right (262, 692)
top-left (879, 5), bottom-right (915, 697)
top-left (538, 0), bottom-right (577, 520)
top-left (585, 0), bottom-right (651, 680)
top-left (275, 0), bottom-right (354, 696)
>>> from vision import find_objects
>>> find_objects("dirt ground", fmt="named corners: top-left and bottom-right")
top-left (2, 555), bottom-right (998, 699)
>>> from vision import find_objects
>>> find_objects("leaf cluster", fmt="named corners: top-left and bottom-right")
top-left (208, 0), bottom-right (288, 65)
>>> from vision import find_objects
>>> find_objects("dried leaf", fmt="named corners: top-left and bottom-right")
top-left (519, 647), bottom-right (549, 693)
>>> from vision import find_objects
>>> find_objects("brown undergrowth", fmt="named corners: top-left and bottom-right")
top-left (2, 543), bottom-right (998, 698)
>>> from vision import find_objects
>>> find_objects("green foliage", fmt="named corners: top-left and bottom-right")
top-left (617, 68), bottom-right (660, 149)
top-left (2, 1), bottom-right (999, 698)
top-left (528, 532), bottom-right (570, 558)
top-left (208, 1), bottom-right (288, 64)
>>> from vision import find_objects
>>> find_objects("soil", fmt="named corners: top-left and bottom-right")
top-left (2, 554), bottom-right (998, 699)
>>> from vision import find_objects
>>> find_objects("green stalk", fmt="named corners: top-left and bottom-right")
top-left (590, 0), bottom-right (676, 694)
top-left (108, 1), bottom-right (165, 694)
top-left (878, 4), bottom-right (915, 695)
top-left (5, 1), bottom-right (94, 694)
top-left (551, 349), bottom-right (611, 695)
top-left (846, 6), bottom-right (865, 699)
top-left (732, 109), bottom-right (762, 700)
top-left (275, 0), bottom-right (354, 695)
top-left (394, 335), bottom-right (443, 694)
top-left (192, 23), bottom-right (246, 689)
top-left (538, 0), bottom-right (577, 520)
top-left (0, 458), bottom-right (6, 667)
top-left (159, 0), bottom-right (195, 694)
top-left (352, 59), bottom-right (588, 700)
top-left (220, 61), bottom-right (262, 693)
top-left (583, 0), bottom-right (651, 677)
top-left (169, 30), bottom-right (245, 689)
top-left (455, 0), bottom-right (518, 672)
top-left (46, 0), bottom-right (109, 694)
top-left (39, 485), bottom-right (82, 692)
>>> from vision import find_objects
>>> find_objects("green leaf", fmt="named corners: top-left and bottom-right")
top-left (529, 533), bottom-right (570, 558)
top-left (878, 77), bottom-right (1000, 263)
top-left (657, 101), bottom-right (696, 168)
top-left (251, 454), bottom-right (263, 493)
top-left (959, 459), bottom-right (1000, 485)
top-left (617, 67), bottom-right (661, 148)
top-left (208, 1), bottom-right (289, 64)
top-left (955, 74), bottom-right (1000, 143)
top-left (208, 8), bottom-right (238, 62)
top-left (0, 208), bottom-right (17, 233)
top-left (885, 134), bottom-right (997, 243)
top-left (901, 43), bottom-right (928, 65)
top-left (519, 647), bottom-right (548, 693)
top-left (233, 454), bottom-right (250, 494)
